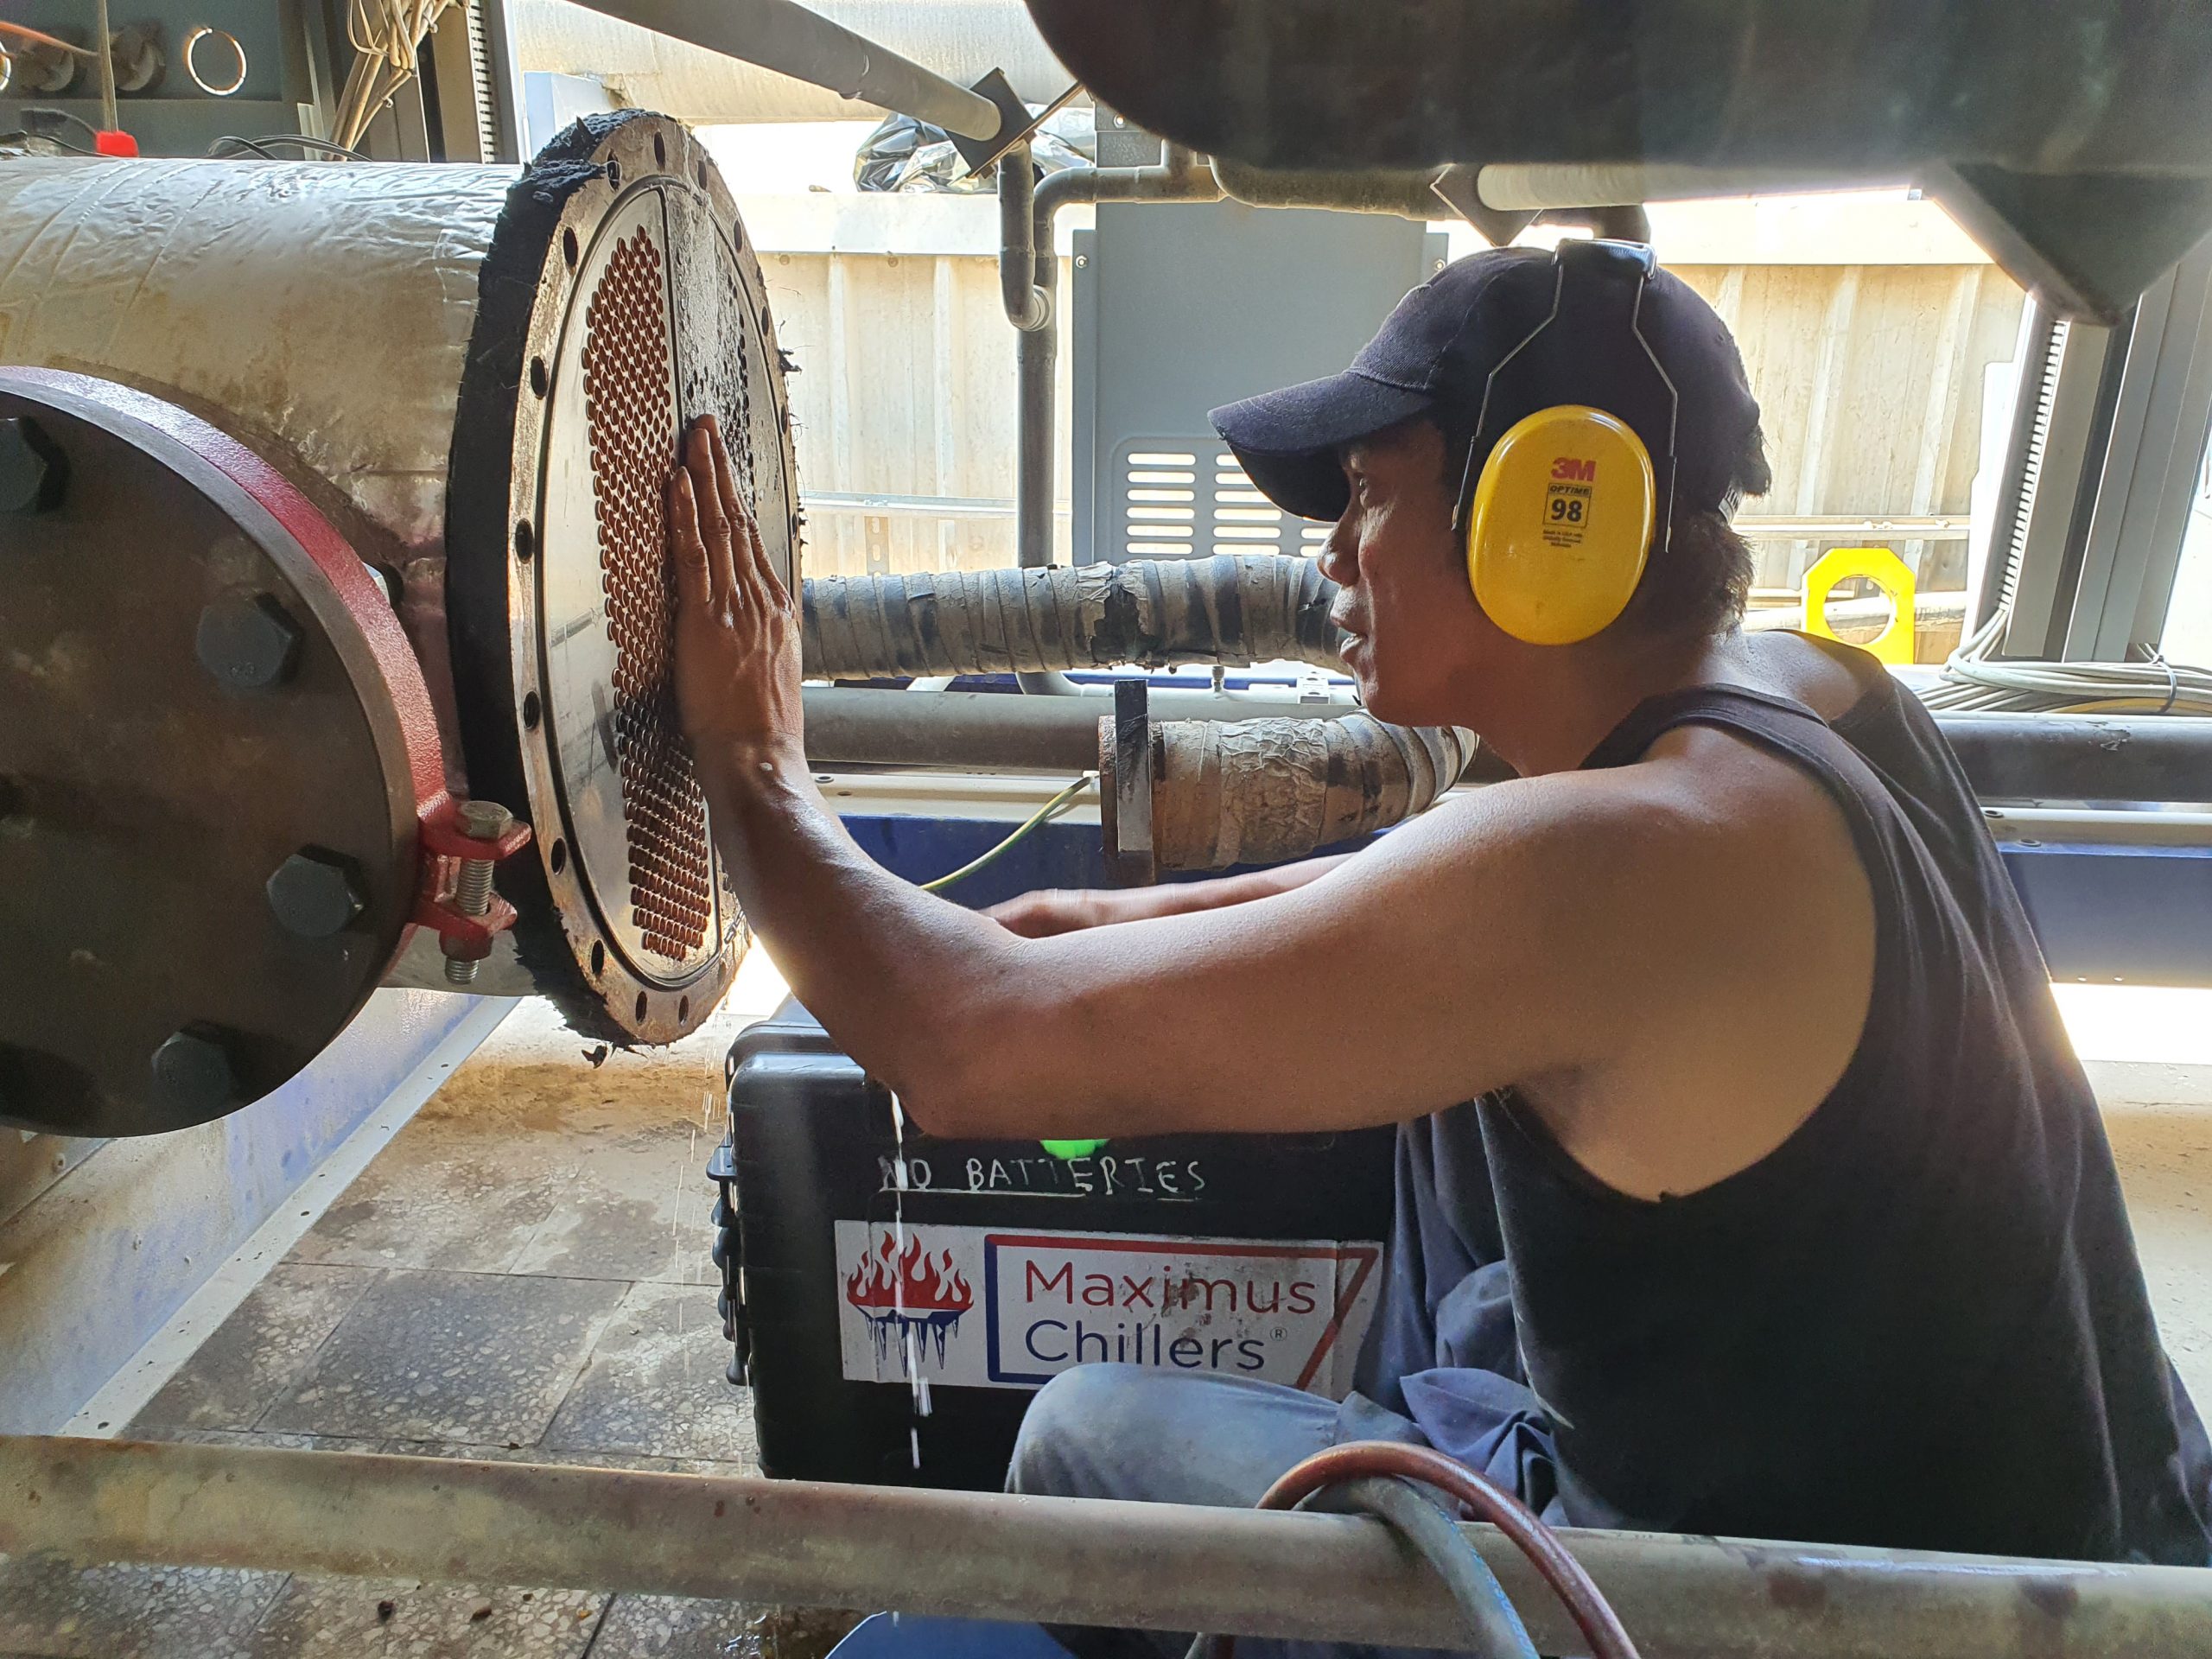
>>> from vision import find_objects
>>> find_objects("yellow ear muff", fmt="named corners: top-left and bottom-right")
top-left (1467, 405), bottom-right (1656, 645)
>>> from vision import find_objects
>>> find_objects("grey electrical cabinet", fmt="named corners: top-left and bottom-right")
top-left (1071, 198), bottom-right (1447, 563)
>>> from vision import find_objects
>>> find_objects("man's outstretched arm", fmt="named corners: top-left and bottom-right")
top-left (984, 855), bottom-right (1354, 938)
top-left (670, 418), bottom-right (1674, 1141)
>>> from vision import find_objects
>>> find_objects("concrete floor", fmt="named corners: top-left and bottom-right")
top-left (3, 972), bottom-right (2209, 1654)
top-left (0, 953), bottom-right (855, 1658)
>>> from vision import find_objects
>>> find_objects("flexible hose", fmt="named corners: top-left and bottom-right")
top-left (1181, 1473), bottom-right (1538, 1659)
top-left (1306, 1476), bottom-right (1540, 1659)
top-left (801, 555), bottom-right (1344, 680)
top-left (1201, 1441), bottom-right (1641, 1659)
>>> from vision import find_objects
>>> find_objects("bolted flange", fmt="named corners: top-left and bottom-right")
top-left (195, 593), bottom-right (302, 691)
top-left (150, 1029), bottom-right (238, 1114)
top-left (265, 848), bottom-right (366, 938)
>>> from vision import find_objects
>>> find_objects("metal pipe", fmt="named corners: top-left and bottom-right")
top-left (804, 686), bottom-right (1362, 772)
top-left (1008, 144), bottom-right (1221, 690)
top-left (508, 0), bottom-right (1079, 128)
top-left (1209, 156), bottom-right (1445, 219)
top-left (1006, 149), bottom-right (1222, 694)
top-left (1937, 713), bottom-right (2212, 804)
top-left (999, 143), bottom-right (1048, 330)
top-left (1011, 153), bottom-right (1077, 691)
top-left (2, 1437), bottom-right (2204, 1659)
top-left (803, 690), bottom-right (2212, 807)
top-left (566, 0), bottom-right (1004, 140)
top-left (1473, 164), bottom-right (1909, 213)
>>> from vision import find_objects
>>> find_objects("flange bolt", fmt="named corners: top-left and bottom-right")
top-left (195, 593), bottom-right (302, 691)
top-left (443, 801), bottom-right (514, 985)
top-left (266, 849), bottom-right (366, 938)
top-left (151, 1028), bottom-right (237, 1115)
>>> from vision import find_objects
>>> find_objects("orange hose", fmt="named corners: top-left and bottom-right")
top-left (0, 20), bottom-right (99, 58)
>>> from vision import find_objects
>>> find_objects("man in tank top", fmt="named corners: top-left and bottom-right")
top-left (665, 245), bottom-right (2212, 1652)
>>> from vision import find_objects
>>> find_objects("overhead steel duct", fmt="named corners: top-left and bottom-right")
top-left (1021, 0), bottom-right (2212, 321)
top-left (0, 112), bottom-right (799, 1135)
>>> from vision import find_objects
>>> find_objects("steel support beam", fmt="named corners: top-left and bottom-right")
top-left (2063, 232), bottom-right (2212, 660)
top-left (3, 1437), bottom-right (2205, 1659)
top-left (566, 0), bottom-right (1004, 140)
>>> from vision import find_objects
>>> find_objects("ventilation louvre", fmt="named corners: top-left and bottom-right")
top-left (1117, 442), bottom-right (1330, 560)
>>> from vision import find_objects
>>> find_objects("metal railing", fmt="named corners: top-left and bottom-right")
top-left (2, 1435), bottom-right (2202, 1659)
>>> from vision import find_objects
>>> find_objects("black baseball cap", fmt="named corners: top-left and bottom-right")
top-left (1210, 245), bottom-right (1761, 525)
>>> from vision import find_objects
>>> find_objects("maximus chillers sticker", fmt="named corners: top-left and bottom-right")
top-left (834, 1221), bottom-right (1382, 1398)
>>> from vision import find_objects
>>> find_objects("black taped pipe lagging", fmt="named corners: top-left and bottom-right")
top-left (800, 555), bottom-right (1345, 680)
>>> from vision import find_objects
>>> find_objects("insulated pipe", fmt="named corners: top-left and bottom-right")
top-left (1209, 156), bottom-right (1446, 220)
top-left (567, 0), bottom-right (1005, 141)
top-left (2, 1437), bottom-right (2204, 1658)
top-left (802, 554), bottom-right (1344, 679)
top-left (1141, 715), bottom-right (1478, 871)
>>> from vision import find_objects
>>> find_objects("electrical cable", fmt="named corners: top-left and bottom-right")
top-left (3, 128), bottom-right (97, 156)
top-left (209, 133), bottom-right (371, 161)
top-left (1924, 597), bottom-right (2212, 715)
top-left (1194, 1441), bottom-right (1640, 1659)
top-left (918, 772), bottom-right (1095, 894)
top-left (332, 0), bottom-right (458, 149)
top-left (23, 107), bottom-right (104, 149)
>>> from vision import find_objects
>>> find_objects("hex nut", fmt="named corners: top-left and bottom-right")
top-left (265, 849), bottom-right (366, 938)
top-left (0, 416), bottom-right (66, 514)
top-left (150, 1029), bottom-right (236, 1113)
top-left (458, 799), bottom-right (515, 840)
top-left (195, 593), bottom-right (302, 690)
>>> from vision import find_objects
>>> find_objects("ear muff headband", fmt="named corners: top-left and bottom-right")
top-left (1452, 241), bottom-right (1682, 645)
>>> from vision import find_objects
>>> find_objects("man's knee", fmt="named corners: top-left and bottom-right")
top-left (1007, 1363), bottom-right (1157, 1498)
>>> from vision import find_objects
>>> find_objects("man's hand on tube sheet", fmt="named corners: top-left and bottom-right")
top-left (667, 415), bottom-right (804, 769)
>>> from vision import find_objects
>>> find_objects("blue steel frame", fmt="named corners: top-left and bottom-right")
top-left (842, 816), bottom-right (2212, 988)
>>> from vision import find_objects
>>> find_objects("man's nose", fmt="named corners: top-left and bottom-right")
top-left (1317, 516), bottom-right (1357, 585)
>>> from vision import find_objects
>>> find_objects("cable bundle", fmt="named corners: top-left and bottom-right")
top-left (333, 0), bottom-right (460, 149)
top-left (1925, 605), bottom-right (2212, 716)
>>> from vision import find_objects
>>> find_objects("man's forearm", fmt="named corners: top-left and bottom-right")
top-left (698, 743), bottom-right (1025, 1109)
top-left (1168, 853), bottom-right (1352, 912)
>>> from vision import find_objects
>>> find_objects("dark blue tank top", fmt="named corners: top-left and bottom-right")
top-left (1353, 677), bottom-right (2212, 1563)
